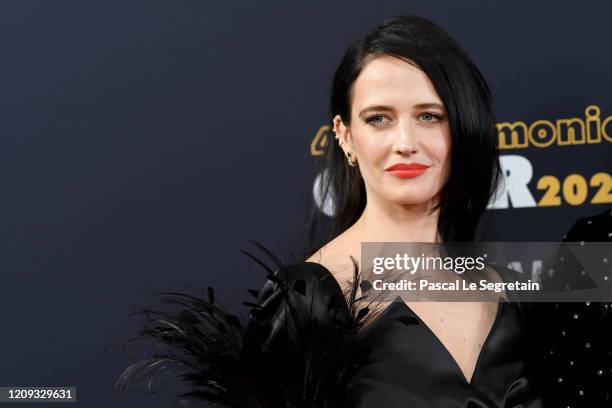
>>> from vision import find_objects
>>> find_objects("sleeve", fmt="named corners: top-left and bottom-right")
top-left (115, 243), bottom-right (370, 408)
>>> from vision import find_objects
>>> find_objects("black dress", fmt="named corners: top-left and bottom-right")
top-left (279, 261), bottom-right (544, 408)
top-left (340, 290), bottom-right (542, 407)
top-left (117, 258), bottom-right (543, 407)
top-left (116, 209), bottom-right (611, 407)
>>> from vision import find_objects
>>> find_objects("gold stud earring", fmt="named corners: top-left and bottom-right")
top-left (346, 151), bottom-right (357, 167)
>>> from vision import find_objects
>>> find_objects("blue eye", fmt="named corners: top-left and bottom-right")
top-left (365, 114), bottom-right (388, 126)
top-left (420, 112), bottom-right (442, 122)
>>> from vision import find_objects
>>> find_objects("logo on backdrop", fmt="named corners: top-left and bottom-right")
top-left (310, 105), bottom-right (611, 215)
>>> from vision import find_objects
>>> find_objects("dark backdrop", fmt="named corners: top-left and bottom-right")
top-left (0, 1), bottom-right (610, 407)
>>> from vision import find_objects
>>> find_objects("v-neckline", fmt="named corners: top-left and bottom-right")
top-left (393, 297), bottom-right (506, 385)
top-left (303, 260), bottom-right (507, 386)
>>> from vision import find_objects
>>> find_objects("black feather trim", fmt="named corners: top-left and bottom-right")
top-left (116, 242), bottom-right (378, 407)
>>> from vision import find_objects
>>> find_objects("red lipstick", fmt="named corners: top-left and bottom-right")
top-left (385, 163), bottom-right (429, 178)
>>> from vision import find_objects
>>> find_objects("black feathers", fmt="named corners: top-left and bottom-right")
top-left (116, 242), bottom-right (375, 407)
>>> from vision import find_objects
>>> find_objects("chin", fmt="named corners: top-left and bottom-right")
top-left (390, 195), bottom-right (435, 206)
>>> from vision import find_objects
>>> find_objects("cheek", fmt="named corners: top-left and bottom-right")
top-left (354, 132), bottom-right (387, 163)
top-left (436, 136), bottom-right (452, 183)
top-left (430, 133), bottom-right (452, 165)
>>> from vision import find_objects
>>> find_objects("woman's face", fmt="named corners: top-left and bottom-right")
top-left (334, 55), bottom-right (452, 207)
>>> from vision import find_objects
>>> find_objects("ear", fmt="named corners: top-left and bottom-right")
top-left (332, 114), bottom-right (352, 153)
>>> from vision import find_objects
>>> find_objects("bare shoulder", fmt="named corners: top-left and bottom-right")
top-left (305, 229), bottom-right (389, 322)
top-left (305, 231), bottom-right (361, 292)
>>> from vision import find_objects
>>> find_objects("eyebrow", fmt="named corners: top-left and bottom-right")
top-left (358, 103), bottom-right (446, 117)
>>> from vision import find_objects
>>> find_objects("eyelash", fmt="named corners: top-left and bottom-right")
top-left (365, 112), bottom-right (443, 126)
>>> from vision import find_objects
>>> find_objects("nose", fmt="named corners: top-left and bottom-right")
top-left (393, 121), bottom-right (418, 154)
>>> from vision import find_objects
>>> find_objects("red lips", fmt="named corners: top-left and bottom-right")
top-left (385, 163), bottom-right (429, 171)
top-left (385, 163), bottom-right (429, 179)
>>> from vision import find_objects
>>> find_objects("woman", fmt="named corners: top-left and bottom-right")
top-left (116, 16), bottom-right (609, 407)
top-left (299, 14), bottom-right (539, 407)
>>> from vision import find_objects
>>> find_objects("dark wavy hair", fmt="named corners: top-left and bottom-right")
top-left (302, 15), bottom-right (502, 259)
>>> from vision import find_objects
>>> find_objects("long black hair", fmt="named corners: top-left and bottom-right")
top-left (302, 15), bottom-right (502, 259)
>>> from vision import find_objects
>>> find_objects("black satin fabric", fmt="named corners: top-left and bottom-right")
top-left (342, 296), bottom-right (544, 408)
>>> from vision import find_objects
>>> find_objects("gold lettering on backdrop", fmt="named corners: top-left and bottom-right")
top-left (495, 105), bottom-right (610, 150)
top-left (498, 121), bottom-right (528, 149)
top-left (310, 125), bottom-right (330, 156)
top-left (557, 118), bottom-right (585, 145)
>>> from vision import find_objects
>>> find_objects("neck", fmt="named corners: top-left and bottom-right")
top-left (352, 193), bottom-right (442, 243)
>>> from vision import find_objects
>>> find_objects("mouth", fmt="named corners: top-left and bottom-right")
top-left (385, 163), bottom-right (430, 179)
